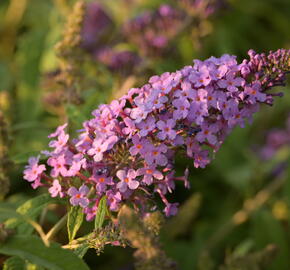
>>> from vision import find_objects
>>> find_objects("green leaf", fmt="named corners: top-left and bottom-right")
top-left (0, 235), bottom-right (90, 270)
top-left (66, 104), bottom-right (86, 126)
top-left (5, 194), bottom-right (63, 234)
top-left (9, 151), bottom-right (42, 165)
top-left (0, 207), bottom-right (25, 221)
top-left (251, 210), bottom-right (290, 270)
top-left (67, 206), bottom-right (84, 243)
top-left (74, 243), bottom-right (89, 258)
top-left (3, 256), bottom-right (26, 270)
top-left (94, 196), bottom-right (107, 229)
top-left (26, 262), bottom-right (45, 270)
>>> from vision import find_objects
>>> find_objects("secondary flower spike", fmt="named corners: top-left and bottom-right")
top-left (24, 49), bottom-right (290, 219)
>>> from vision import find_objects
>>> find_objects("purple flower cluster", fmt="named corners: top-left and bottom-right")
top-left (123, 4), bottom-right (184, 56)
top-left (259, 115), bottom-right (290, 160)
top-left (81, 1), bottom-right (223, 70)
top-left (178, 0), bottom-right (227, 18)
top-left (94, 47), bottom-right (140, 72)
top-left (81, 2), bottom-right (113, 52)
top-left (80, 2), bottom-right (140, 73)
top-left (23, 49), bottom-right (290, 219)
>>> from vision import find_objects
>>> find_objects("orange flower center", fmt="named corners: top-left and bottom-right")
top-left (99, 177), bottom-right (105, 183)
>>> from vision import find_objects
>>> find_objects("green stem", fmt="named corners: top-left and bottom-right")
top-left (44, 213), bottom-right (68, 242)
top-left (62, 233), bottom-right (92, 249)
top-left (27, 219), bottom-right (50, 247)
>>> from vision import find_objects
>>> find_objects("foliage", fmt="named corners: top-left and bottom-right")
top-left (0, 0), bottom-right (290, 269)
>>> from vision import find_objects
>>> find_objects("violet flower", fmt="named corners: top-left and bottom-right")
top-left (68, 185), bottom-right (90, 208)
top-left (137, 116), bottom-right (156, 137)
top-left (116, 169), bottom-right (139, 192)
top-left (137, 166), bottom-right (163, 185)
top-left (156, 119), bottom-right (177, 140)
top-left (48, 179), bottom-right (64, 198)
top-left (23, 156), bottom-right (46, 182)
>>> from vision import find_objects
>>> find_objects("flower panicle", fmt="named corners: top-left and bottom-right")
top-left (23, 49), bottom-right (290, 219)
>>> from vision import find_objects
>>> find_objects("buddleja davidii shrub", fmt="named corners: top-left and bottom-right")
top-left (0, 48), bottom-right (285, 270)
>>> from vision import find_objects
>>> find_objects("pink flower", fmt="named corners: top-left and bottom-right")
top-left (137, 116), bottom-right (156, 137)
top-left (23, 156), bottom-right (46, 182)
top-left (164, 202), bottom-right (179, 217)
top-left (67, 153), bottom-right (86, 177)
top-left (156, 119), bottom-right (176, 140)
top-left (122, 117), bottom-right (136, 137)
top-left (137, 165), bottom-right (163, 185)
top-left (244, 82), bottom-right (266, 103)
top-left (106, 190), bottom-right (122, 211)
top-left (174, 81), bottom-right (195, 99)
top-left (194, 150), bottom-right (211, 168)
top-left (195, 123), bottom-right (218, 145)
top-left (92, 175), bottom-right (113, 193)
top-left (49, 179), bottom-right (64, 198)
top-left (145, 144), bottom-right (168, 166)
top-left (68, 185), bottom-right (90, 208)
top-left (150, 92), bottom-right (168, 109)
top-left (116, 169), bottom-right (139, 192)
top-left (87, 142), bottom-right (105, 161)
top-left (129, 135), bottom-right (149, 156)
top-left (217, 72), bottom-right (244, 92)
top-left (47, 155), bottom-right (68, 177)
top-left (48, 123), bottom-right (68, 138)
top-left (172, 98), bottom-right (190, 120)
top-left (48, 132), bottom-right (69, 153)
top-left (189, 65), bottom-right (211, 87)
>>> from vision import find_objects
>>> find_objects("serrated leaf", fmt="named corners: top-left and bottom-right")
top-left (5, 194), bottom-right (63, 234)
top-left (67, 206), bottom-right (84, 243)
top-left (3, 256), bottom-right (26, 270)
top-left (0, 235), bottom-right (89, 270)
top-left (94, 196), bottom-right (107, 229)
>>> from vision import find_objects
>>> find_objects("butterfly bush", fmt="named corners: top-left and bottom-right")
top-left (123, 4), bottom-right (184, 56)
top-left (178, 0), bottom-right (227, 17)
top-left (80, 2), bottom-right (113, 52)
top-left (24, 49), bottom-right (290, 220)
top-left (80, 1), bottom-right (140, 73)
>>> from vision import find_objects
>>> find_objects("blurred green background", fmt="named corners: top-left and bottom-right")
top-left (1, 0), bottom-right (290, 269)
